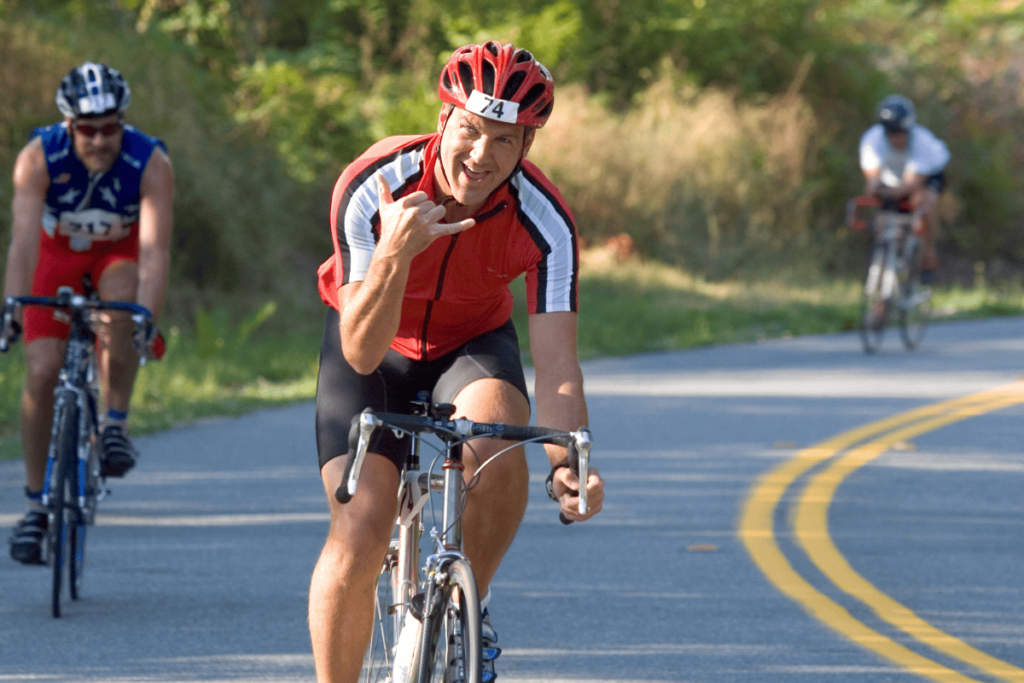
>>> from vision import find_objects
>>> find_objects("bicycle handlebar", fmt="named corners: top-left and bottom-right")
top-left (334, 408), bottom-right (592, 524)
top-left (0, 291), bottom-right (154, 357)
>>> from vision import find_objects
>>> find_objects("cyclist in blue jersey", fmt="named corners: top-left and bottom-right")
top-left (3, 62), bottom-right (174, 565)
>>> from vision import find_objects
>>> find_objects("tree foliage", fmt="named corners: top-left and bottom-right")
top-left (2, 0), bottom-right (1022, 288)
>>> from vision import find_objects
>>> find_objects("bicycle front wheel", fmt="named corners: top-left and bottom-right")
top-left (860, 244), bottom-right (889, 354)
top-left (417, 558), bottom-right (482, 683)
top-left (361, 548), bottom-right (402, 683)
top-left (71, 425), bottom-right (103, 600)
top-left (49, 403), bottom-right (80, 618)
top-left (898, 240), bottom-right (931, 350)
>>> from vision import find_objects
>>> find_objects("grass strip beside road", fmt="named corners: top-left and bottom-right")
top-left (2, 246), bottom-right (1024, 460)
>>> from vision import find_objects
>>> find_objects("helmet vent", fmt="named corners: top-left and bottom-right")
top-left (481, 60), bottom-right (496, 97)
top-left (502, 72), bottom-right (527, 101)
top-left (458, 62), bottom-right (475, 96)
top-left (519, 82), bottom-right (544, 109)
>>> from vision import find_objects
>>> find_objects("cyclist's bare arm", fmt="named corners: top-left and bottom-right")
top-left (864, 167), bottom-right (927, 201)
top-left (529, 310), bottom-right (604, 522)
top-left (4, 138), bottom-right (49, 310)
top-left (338, 173), bottom-right (475, 374)
top-left (136, 147), bottom-right (174, 324)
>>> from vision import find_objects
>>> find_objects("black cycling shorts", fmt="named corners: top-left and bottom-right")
top-left (925, 171), bottom-right (945, 193)
top-left (314, 306), bottom-right (530, 470)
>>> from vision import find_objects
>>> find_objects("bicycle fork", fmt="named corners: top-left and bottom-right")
top-left (865, 240), bottom-right (899, 301)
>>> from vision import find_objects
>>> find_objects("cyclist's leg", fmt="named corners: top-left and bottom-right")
top-left (434, 320), bottom-right (531, 598)
top-left (912, 175), bottom-right (943, 280)
top-left (312, 454), bottom-right (400, 683)
top-left (19, 235), bottom-right (83, 491)
top-left (94, 249), bottom-right (142, 476)
top-left (310, 307), bottom-right (416, 683)
top-left (451, 378), bottom-right (530, 596)
top-left (19, 339), bottom-right (65, 491)
top-left (94, 254), bottom-right (139, 418)
top-left (10, 241), bottom-right (76, 562)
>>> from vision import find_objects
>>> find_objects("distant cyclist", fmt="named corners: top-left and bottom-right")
top-left (859, 94), bottom-right (950, 283)
top-left (310, 41), bottom-right (605, 683)
top-left (3, 62), bottom-right (174, 564)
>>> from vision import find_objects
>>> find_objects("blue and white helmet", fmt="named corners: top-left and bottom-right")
top-left (55, 62), bottom-right (131, 119)
top-left (876, 94), bottom-right (915, 133)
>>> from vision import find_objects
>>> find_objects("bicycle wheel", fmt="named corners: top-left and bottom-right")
top-left (860, 245), bottom-right (889, 354)
top-left (899, 240), bottom-right (931, 351)
top-left (417, 558), bottom-right (482, 683)
top-left (71, 420), bottom-right (102, 600)
top-left (49, 402), bottom-right (79, 618)
top-left (361, 547), bottom-right (402, 683)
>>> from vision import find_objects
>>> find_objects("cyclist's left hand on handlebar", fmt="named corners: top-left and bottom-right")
top-left (131, 314), bottom-right (164, 363)
top-left (551, 465), bottom-right (605, 523)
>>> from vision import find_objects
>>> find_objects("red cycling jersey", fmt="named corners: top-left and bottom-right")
top-left (317, 133), bottom-right (579, 361)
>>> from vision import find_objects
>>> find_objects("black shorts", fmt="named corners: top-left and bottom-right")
top-left (314, 307), bottom-right (530, 470)
top-left (925, 171), bottom-right (945, 193)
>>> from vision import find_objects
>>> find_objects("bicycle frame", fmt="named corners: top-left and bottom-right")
top-left (42, 307), bottom-right (103, 518)
top-left (344, 404), bottom-right (592, 683)
top-left (864, 209), bottom-right (917, 304)
top-left (2, 285), bottom-right (154, 616)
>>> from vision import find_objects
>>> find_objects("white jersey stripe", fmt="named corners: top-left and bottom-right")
top-left (510, 171), bottom-right (576, 313)
top-left (342, 146), bottom-right (427, 282)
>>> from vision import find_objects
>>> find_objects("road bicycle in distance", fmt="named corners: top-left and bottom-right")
top-left (335, 394), bottom-right (592, 683)
top-left (1, 282), bottom-right (156, 618)
top-left (847, 195), bottom-right (932, 354)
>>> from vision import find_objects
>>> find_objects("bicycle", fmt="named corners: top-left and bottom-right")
top-left (1, 281), bottom-right (156, 618)
top-left (847, 195), bottom-right (932, 354)
top-left (334, 394), bottom-right (592, 683)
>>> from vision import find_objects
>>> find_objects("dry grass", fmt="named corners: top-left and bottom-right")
top-left (532, 71), bottom-right (822, 278)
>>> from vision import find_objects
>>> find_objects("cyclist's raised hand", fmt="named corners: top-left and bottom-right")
top-left (551, 465), bottom-right (605, 523)
top-left (375, 172), bottom-right (475, 260)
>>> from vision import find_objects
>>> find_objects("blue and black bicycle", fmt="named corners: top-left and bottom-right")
top-left (1, 281), bottom-right (155, 617)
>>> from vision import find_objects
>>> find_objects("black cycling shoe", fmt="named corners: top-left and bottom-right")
top-left (9, 510), bottom-right (48, 565)
top-left (921, 269), bottom-right (937, 285)
top-left (100, 424), bottom-right (137, 477)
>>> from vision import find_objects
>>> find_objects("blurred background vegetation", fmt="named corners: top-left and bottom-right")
top-left (0, 0), bottom-right (1022, 442)
top-left (2, 0), bottom-right (1022, 319)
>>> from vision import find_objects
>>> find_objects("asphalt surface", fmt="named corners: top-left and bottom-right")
top-left (2, 317), bottom-right (1024, 682)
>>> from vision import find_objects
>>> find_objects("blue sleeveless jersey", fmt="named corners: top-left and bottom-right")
top-left (31, 122), bottom-right (167, 252)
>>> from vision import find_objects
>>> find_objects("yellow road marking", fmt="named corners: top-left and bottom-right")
top-left (740, 382), bottom-right (1024, 682)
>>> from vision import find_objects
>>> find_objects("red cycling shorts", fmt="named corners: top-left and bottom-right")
top-left (24, 230), bottom-right (139, 343)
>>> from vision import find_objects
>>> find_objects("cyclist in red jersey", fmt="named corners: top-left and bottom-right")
top-left (310, 41), bottom-right (605, 683)
top-left (3, 63), bottom-right (173, 565)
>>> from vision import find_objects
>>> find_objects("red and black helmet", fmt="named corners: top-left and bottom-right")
top-left (438, 41), bottom-right (555, 129)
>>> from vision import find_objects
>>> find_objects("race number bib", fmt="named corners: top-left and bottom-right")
top-left (465, 90), bottom-right (519, 124)
top-left (57, 208), bottom-right (128, 251)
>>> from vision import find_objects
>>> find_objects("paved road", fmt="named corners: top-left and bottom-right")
top-left (2, 318), bottom-right (1024, 682)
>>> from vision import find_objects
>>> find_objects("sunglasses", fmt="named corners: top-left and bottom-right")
top-left (72, 120), bottom-right (124, 137)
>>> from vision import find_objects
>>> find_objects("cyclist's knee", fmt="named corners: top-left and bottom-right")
top-left (23, 340), bottom-right (63, 393)
top-left (97, 260), bottom-right (139, 300)
top-left (321, 455), bottom-right (398, 560)
top-left (452, 378), bottom-right (529, 425)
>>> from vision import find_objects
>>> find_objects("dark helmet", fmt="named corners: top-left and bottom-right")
top-left (876, 94), bottom-right (915, 133)
top-left (56, 62), bottom-right (131, 119)
top-left (438, 41), bottom-right (555, 129)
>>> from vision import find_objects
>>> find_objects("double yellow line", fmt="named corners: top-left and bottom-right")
top-left (740, 382), bottom-right (1024, 682)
